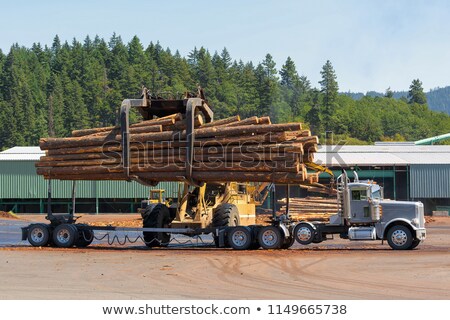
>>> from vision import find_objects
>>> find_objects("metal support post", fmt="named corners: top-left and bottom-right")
top-left (71, 180), bottom-right (76, 221)
top-left (285, 184), bottom-right (290, 218)
top-left (47, 179), bottom-right (53, 220)
top-left (271, 184), bottom-right (276, 220)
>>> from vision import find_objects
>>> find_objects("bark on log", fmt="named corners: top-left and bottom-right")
top-left (41, 126), bottom-right (302, 151)
top-left (41, 142), bottom-right (304, 161)
top-left (37, 161), bottom-right (303, 175)
top-left (71, 114), bottom-right (181, 137)
top-left (43, 171), bottom-right (310, 183)
top-left (37, 152), bottom-right (301, 167)
top-left (199, 115), bottom-right (240, 128)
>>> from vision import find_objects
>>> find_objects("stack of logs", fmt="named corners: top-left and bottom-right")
top-left (36, 113), bottom-right (320, 184)
top-left (278, 196), bottom-right (338, 221)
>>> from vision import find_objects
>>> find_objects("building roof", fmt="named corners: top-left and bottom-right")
top-left (0, 146), bottom-right (44, 161)
top-left (315, 145), bottom-right (450, 166)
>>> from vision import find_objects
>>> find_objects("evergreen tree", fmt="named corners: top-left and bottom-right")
top-left (385, 87), bottom-right (394, 98)
top-left (255, 54), bottom-right (279, 117)
top-left (408, 79), bottom-right (427, 105)
top-left (319, 60), bottom-right (339, 131)
top-left (279, 57), bottom-right (311, 117)
top-left (1, 34), bottom-right (450, 150)
top-left (280, 56), bottom-right (298, 87)
top-left (187, 47), bottom-right (199, 67)
top-left (196, 47), bottom-right (214, 90)
top-left (305, 89), bottom-right (323, 135)
top-left (235, 61), bottom-right (259, 118)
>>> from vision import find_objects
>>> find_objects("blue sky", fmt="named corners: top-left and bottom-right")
top-left (0, 0), bottom-right (449, 92)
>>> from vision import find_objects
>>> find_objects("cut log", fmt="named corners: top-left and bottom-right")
top-left (38, 113), bottom-right (320, 185)
top-left (71, 114), bottom-right (181, 137)
top-left (43, 171), bottom-right (310, 183)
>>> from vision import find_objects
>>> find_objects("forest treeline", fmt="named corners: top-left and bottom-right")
top-left (0, 34), bottom-right (450, 149)
top-left (346, 86), bottom-right (450, 115)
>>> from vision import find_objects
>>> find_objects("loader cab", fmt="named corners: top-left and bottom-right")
top-left (347, 182), bottom-right (382, 224)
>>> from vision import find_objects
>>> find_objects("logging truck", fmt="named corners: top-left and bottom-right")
top-left (288, 171), bottom-right (426, 250)
top-left (22, 88), bottom-right (426, 250)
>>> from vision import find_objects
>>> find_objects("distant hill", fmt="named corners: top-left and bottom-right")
top-left (343, 86), bottom-right (450, 114)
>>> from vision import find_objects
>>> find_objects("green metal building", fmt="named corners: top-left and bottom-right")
top-left (0, 147), bottom-right (178, 214)
top-left (314, 144), bottom-right (450, 215)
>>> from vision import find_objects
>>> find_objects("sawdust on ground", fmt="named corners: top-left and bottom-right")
top-left (0, 211), bottom-right (19, 219)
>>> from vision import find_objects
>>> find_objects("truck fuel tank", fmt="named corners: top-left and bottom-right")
top-left (348, 226), bottom-right (377, 240)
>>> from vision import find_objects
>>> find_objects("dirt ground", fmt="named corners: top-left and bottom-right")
top-left (0, 215), bottom-right (449, 300)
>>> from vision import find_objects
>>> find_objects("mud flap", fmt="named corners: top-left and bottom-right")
top-left (218, 228), bottom-right (227, 248)
top-left (21, 227), bottom-right (29, 241)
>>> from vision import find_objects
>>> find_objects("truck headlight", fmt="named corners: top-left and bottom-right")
top-left (411, 218), bottom-right (419, 226)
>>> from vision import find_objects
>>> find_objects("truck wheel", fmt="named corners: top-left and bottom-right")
top-left (228, 226), bottom-right (252, 250)
top-left (281, 236), bottom-right (295, 249)
top-left (258, 226), bottom-right (282, 249)
top-left (249, 226), bottom-right (261, 250)
top-left (143, 203), bottom-right (171, 248)
top-left (410, 239), bottom-right (421, 249)
top-left (212, 204), bottom-right (240, 247)
top-left (387, 225), bottom-right (413, 250)
top-left (27, 224), bottom-right (50, 247)
top-left (294, 223), bottom-right (315, 245)
top-left (53, 224), bottom-right (78, 248)
top-left (75, 224), bottom-right (94, 248)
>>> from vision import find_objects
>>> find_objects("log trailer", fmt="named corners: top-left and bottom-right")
top-left (22, 89), bottom-right (426, 250)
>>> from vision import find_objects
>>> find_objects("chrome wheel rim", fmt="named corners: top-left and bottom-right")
top-left (56, 228), bottom-right (71, 244)
top-left (30, 227), bottom-right (46, 243)
top-left (262, 230), bottom-right (278, 247)
top-left (231, 230), bottom-right (248, 247)
top-left (391, 229), bottom-right (408, 246)
top-left (297, 226), bottom-right (312, 242)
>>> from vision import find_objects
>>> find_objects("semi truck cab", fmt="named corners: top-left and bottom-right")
top-left (293, 171), bottom-right (426, 250)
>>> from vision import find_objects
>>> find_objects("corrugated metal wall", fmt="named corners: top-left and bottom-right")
top-left (410, 164), bottom-right (450, 198)
top-left (0, 161), bottom-right (178, 199)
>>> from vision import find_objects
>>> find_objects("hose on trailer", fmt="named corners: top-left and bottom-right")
top-left (88, 231), bottom-right (214, 247)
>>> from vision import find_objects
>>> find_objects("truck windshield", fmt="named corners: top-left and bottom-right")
top-left (371, 185), bottom-right (381, 199)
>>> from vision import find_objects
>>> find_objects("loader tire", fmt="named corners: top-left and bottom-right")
top-left (212, 204), bottom-right (240, 227)
top-left (212, 204), bottom-right (240, 247)
top-left (142, 203), bottom-right (171, 248)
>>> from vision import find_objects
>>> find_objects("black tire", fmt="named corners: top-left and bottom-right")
top-left (294, 223), bottom-right (316, 245)
top-left (410, 239), bottom-right (421, 249)
top-left (212, 204), bottom-right (240, 247)
top-left (258, 226), bottom-right (282, 249)
top-left (212, 204), bottom-right (240, 227)
top-left (281, 235), bottom-right (295, 249)
top-left (227, 226), bottom-right (253, 250)
top-left (249, 226), bottom-right (261, 250)
top-left (27, 224), bottom-right (50, 247)
top-left (142, 203), bottom-right (171, 248)
top-left (387, 225), bottom-right (414, 250)
top-left (52, 224), bottom-right (78, 248)
top-left (75, 224), bottom-right (94, 248)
